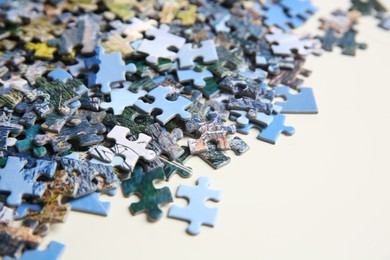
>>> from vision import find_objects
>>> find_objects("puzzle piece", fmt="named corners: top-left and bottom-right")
top-left (70, 192), bottom-right (111, 216)
top-left (229, 137), bottom-right (250, 155)
top-left (229, 110), bottom-right (273, 127)
top-left (269, 58), bottom-right (311, 89)
top-left (160, 147), bottom-right (192, 180)
top-left (0, 156), bottom-right (57, 206)
top-left (34, 111), bottom-right (106, 153)
top-left (3, 241), bottom-right (65, 260)
top-left (379, 14), bottom-right (390, 30)
top-left (48, 14), bottom-right (100, 55)
top-left (134, 86), bottom-right (192, 125)
top-left (319, 10), bottom-right (359, 34)
top-left (176, 4), bottom-right (197, 26)
top-left (122, 166), bottom-right (173, 221)
top-left (176, 67), bottom-right (213, 88)
top-left (0, 202), bottom-right (14, 224)
top-left (281, 0), bottom-right (318, 20)
top-left (168, 176), bottom-right (221, 235)
top-left (177, 40), bottom-right (219, 69)
top-left (235, 114), bottom-right (295, 144)
top-left (228, 95), bottom-right (275, 115)
top-left (274, 86), bottom-right (318, 113)
top-left (100, 87), bottom-right (147, 115)
top-left (101, 33), bottom-right (135, 57)
top-left (86, 46), bottom-right (136, 94)
top-left (109, 18), bottom-right (157, 40)
top-left (262, 3), bottom-right (304, 31)
top-left (137, 24), bottom-right (185, 65)
top-left (198, 143), bottom-right (231, 169)
top-left (15, 124), bottom-right (47, 158)
top-left (186, 112), bottom-right (236, 154)
top-left (338, 29), bottom-right (367, 56)
top-left (89, 125), bottom-right (156, 172)
top-left (25, 42), bottom-right (57, 60)
top-left (144, 123), bottom-right (184, 160)
top-left (219, 76), bottom-right (273, 99)
top-left (0, 117), bottom-right (23, 155)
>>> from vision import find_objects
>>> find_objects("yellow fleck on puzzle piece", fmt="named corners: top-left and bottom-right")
top-left (25, 42), bottom-right (57, 60)
top-left (177, 5), bottom-right (197, 26)
top-left (102, 34), bottom-right (135, 57)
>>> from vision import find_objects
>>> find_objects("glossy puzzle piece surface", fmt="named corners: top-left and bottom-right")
top-left (0, 157), bottom-right (57, 206)
top-left (100, 87), bottom-right (147, 115)
top-left (122, 166), bottom-right (173, 221)
top-left (168, 176), bottom-right (221, 235)
top-left (134, 86), bottom-right (192, 125)
top-left (177, 40), bottom-right (219, 69)
top-left (176, 67), bottom-right (214, 88)
top-left (274, 86), bottom-right (318, 113)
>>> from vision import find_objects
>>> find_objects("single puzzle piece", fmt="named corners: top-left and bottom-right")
top-left (262, 3), bottom-right (304, 31)
top-left (89, 125), bottom-right (156, 172)
top-left (269, 58), bottom-right (311, 89)
top-left (235, 114), bottom-right (295, 144)
top-left (0, 156), bottom-right (57, 206)
top-left (176, 67), bottom-right (213, 88)
top-left (160, 147), bottom-right (192, 181)
top-left (274, 86), bottom-right (318, 113)
top-left (109, 18), bottom-right (157, 40)
top-left (122, 166), bottom-right (173, 221)
top-left (48, 14), bottom-right (100, 55)
top-left (137, 24), bottom-right (185, 65)
top-left (176, 4), bottom-right (197, 26)
top-left (168, 176), bottom-right (221, 235)
top-left (60, 157), bottom-right (118, 198)
top-left (228, 95), bottom-right (275, 115)
top-left (229, 110), bottom-right (273, 127)
top-left (0, 221), bottom-right (42, 257)
top-left (24, 42), bottom-right (57, 60)
top-left (379, 14), bottom-right (390, 30)
top-left (34, 111), bottom-right (106, 153)
top-left (144, 123), bottom-right (184, 161)
top-left (319, 10), bottom-right (360, 34)
top-left (69, 192), bottom-right (111, 216)
top-left (3, 241), bottom-right (65, 260)
top-left (15, 203), bottom-right (43, 220)
top-left (0, 117), bottom-right (23, 154)
top-left (134, 86), bottom-right (192, 125)
top-left (186, 112), bottom-right (236, 154)
top-left (198, 143), bottom-right (231, 169)
top-left (0, 202), bottom-right (14, 224)
top-left (281, 0), bottom-right (318, 20)
top-left (102, 33), bottom-right (135, 57)
top-left (103, 107), bottom-right (154, 136)
top-left (177, 40), bottom-right (219, 69)
top-left (338, 29), bottom-right (367, 56)
top-left (219, 76), bottom-right (273, 99)
top-left (229, 137), bottom-right (250, 155)
top-left (100, 87), bottom-right (147, 115)
top-left (86, 46), bottom-right (136, 94)
top-left (15, 124), bottom-right (47, 158)
top-left (265, 29), bottom-right (320, 56)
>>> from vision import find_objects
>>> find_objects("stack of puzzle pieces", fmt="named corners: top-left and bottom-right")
top-left (0, 0), bottom-right (388, 259)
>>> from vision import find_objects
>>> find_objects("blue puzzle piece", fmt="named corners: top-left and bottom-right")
top-left (86, 46), bottom-right (136, 94)
top-left (168, 176), bottom-right (221, 235)
top-left (235, 114), bottom-right (295, 144)
top-left (281, 0), bottom-right (318, 20)
top-left (229, 110), bottom-right (273, 127)
top-left (15, 203), bottom-right (43, 219)
top-left (274, 86), bottom-right (318, 114)
top-left (262, 3), bottom-right (304, 31)
top-left (4, 241), bottom-right (65, 260)
top-left (70, 192), bottom-right (111, 216)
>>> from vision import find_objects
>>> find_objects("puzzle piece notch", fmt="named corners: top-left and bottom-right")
top-left (137, 24), bottom-right (186, 65)
top-left (177, 39), bottom-right (219, 69)
top-left (134, 86), bottom-right (192, 125)
top-left (69, 192), bottom-right (111, 216)
top-left (100, 87), bottom-right (147, 115)
top-left (0, 157), bottom-right (57, 206)
top-left (122, 166), bottom-right (173, 221)
top-left (168, 176), bottom-right (221, 235)
top-left (86, 46), bottom-right (136, 94)
top-left (89, 125), bottom-right (156, 172)
top-left (274, 86), bottom-right (318, 113)
top-left (176, 67), bottom-right (213, 88)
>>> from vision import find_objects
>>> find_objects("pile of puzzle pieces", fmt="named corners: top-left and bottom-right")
top-left (0, 0), bottom-right (388, 258)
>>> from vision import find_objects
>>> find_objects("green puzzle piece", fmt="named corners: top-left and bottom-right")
top-left (122, 166), bottom-right (173, 221)
top-left (161, 146), bottom-right (192, 180)
top-left (15, 124), bottom-right (47, 158)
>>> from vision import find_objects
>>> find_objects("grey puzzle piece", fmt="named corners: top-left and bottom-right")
top-left (86, 46), bottom-right (136, 94)
top-left (177, 39), bottom-right (219, 69)
top-left (137, 24), bottom-right (185, 65)
top-left (100, 87), bottom-right (147, 115)
top-left (176, 68), bottom-right (213, 89)
top-left (274, 86), bottom-right (318, 114)
top-left (134, 86), bottom-right (192, 125)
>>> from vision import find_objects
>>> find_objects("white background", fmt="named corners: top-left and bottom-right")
top-left (43, 1), bottom-right (390, 259)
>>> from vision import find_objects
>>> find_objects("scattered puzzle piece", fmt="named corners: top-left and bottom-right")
top-left (168, 176), bottom-right (221, 235)
top-left (70, 192), bottom-right (111, 216)
top-left (274, 86), bottom-right (318, 113)
top-left (3, 241), bottom-right (65, 260)
top-left (177, 40), bottom-right (219, 69)
top-left (100, 87), bottom-right (147, 115)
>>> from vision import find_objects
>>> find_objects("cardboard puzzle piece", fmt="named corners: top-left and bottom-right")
top-left (268, 58), bottom-right (311, 89)
top-left (281, 0), bottom-right (318, 20)
top-left (0, 118), bottom-right (23, 154)
top-left (144, 123), bottom-right (184, 160)
top-left (134, 86), bottom-right (192, 125)
top-left (176, 67), bottom-right (213, 88)
top-left (228, 95), bottom-right (275, 115)
top-left (236, 113), bottom-right (295, 144)
top-left (122, 166), bottom-right (173, 221)
top-left (274, 86), bottom-right (318, 113)
top-left (15, 124), bottom-right (47, 158)
top-left (186, 112), bottom-right (236, 154)
top-left (69, 192), bottom-right (111, 216)
top-left (109, 18), bottom-right (157, 40)
top-left (219, 76), bottom-right (273, 99)
top-left (100, 87), bottom-right (147, 115)
top-left (262, 3), bottom-right (304, 31)
top-left (177, 40), bottom-right (219, 69)
top-left (86, 46), bottom-right (136, 94)
top-left (168, 176), bottom-right (221, 235)
top-left (160, 149), bottom-right (192, 181)
top-left (0, 157), bottom-right (57, 206)
top-left (89, 125), bottom-right (156, 172)
top-left (0, 203), bottom-right (14, 224)
top-left (229, 136), bottom-right (250, 155)
top-left (3, 241), bottom-right (65, 260)
top-left (198, 143), bottom-right (231, 169)
top-left (137, 24), bottom-right (185, 65)
top-left (229, 110), bottom-right (273, 127)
